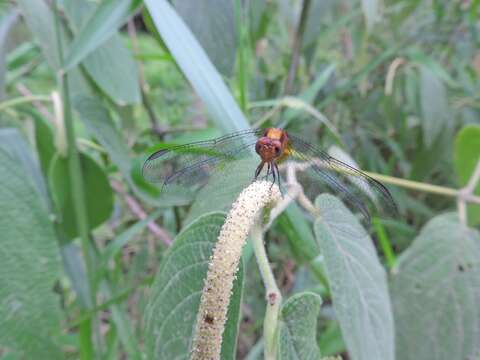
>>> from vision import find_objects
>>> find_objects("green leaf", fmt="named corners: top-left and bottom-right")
top-left (314, 194), bottom-right (394, 360)
top-left (419, 65), bottom-right (450, 148)
top-left (391, 213), bottom-right (480, 360)
top-left (61, 243), bottom-right (92, 308)
top-left (0, 128), bottom-right (50, 208)
top-left (100, 281), bottom-right (142, 360)
top-left (454, 124), bottom-right (480, 226)
top-left (73, 96), bottom-right (165, 206)
top-left (0, 9), bottom-right (19, 101)
top-left (144, 213), bottom-right (244, 359)
top-left (278, 204), bottom-right (319, 263)
top-left (144, 0), bottom-right (250, 133)
top-left (278, 292), bottom-right (322, 360)
top-left (0, 149), bottom-right (63, 358)
top-left (390, 0), bottom-right (421, 26)
top-left (172, 0), bottom-right (236, 76)
top-left (318, 321), bottom-right (346, 356)
top-left (63, 0), bottom-right (140, 104)
top-left (247, 0), bottom-right (269, 42)
top-left (303, 1), bottom-right (333, 47)
top-left (73, 97), bottom-right (130, 172)
top-left (102, 209), bottom-right (162, 264)
top-left (33, 114), bottom-right (56, 179)
top-left (63, 0), bottom-right (137, 71)
top-left (16, 0), bottom-right (90, 98)
top-left (16, 0), bottom-right (62, 69)
top-left (49, 152), bottom-right (113, 241)
top-left (407, 50), bottom-right (458, 88)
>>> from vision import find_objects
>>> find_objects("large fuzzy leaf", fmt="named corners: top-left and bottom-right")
top-left (419, 65), bottom-right (449, 148)
top-left (0, 149), bottom-right (62, 358)
top-left (391, 213), bottom-right (480, 360)
top-left (278, 292), bottom-right (322, 359)
top-left (314, 194), bottom-right (394, 360)
top-left (0, 128), bottom-right (50, 208)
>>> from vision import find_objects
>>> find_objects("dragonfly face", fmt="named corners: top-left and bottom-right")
top-left (255, 128), bottom-right (289, 163)
top-left (253, 128), bottom-right (290, 186)
top-left (142, 127), bottom-right (397, 220)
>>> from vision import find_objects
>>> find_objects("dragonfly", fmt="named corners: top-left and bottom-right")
top-left (142, 128), bottom-right (397, 220)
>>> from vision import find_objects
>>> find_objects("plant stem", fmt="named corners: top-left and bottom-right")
top-left (284, 0), bottom-right (311, 95)
top-left (0, 95), bottom-right (51, 111)
top-left (373, 218), bottom-right (396, 269)
top-left (289, 161), bottom-right (480, 205)
top-left (364, 171), bottom-right (480, 204)
top-left (251, 223), bottom-right (281, 360)
top-left (53, 1), bottom-right (96, 357)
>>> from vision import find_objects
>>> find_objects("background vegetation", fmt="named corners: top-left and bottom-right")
top-left (0, 0), bottom-right (479, 359)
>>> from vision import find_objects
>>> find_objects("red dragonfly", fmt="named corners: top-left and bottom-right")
top-left (142, 128), bottom-right (396, 220)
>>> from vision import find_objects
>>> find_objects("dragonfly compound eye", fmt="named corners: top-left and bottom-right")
top-left (255, 142), bottom-right (262, 154)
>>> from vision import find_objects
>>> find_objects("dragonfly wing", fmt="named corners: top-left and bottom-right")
top-left (142, 129), bottom-right (263, 201)
top-left (287, 134), bottom-right (397, 219)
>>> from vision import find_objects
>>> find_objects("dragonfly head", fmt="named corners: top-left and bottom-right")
top-left (255, 136), bottom-right (283, 162)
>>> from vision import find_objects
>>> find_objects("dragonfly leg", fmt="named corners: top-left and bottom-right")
top-left (254, 161), bottom-right (265, 180)
top-left (270, 162), bottom-right (276, 189)
top-left (274, 162), bottom-right (281, 190)
top-left (266, 163), bottom-right (271, 180)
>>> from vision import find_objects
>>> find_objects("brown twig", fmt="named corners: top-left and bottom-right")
top-left (110, 179), bottom-right (172, 246)
top-left (284, 0), bottom-right (312, 95)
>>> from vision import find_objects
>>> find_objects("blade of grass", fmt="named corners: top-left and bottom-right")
top-left (144, 0), bottom-right (250, 133)
top-left (100, 281), bottom-right (142, 360)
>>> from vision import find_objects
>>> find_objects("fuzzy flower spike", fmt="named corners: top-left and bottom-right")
top-left (191, 180), bottom-right (281, 360)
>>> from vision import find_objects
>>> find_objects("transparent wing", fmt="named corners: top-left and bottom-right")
top-left (142, 129), bottom-right (263, 203)
top-left (287, 134), bottom-right (397, 220)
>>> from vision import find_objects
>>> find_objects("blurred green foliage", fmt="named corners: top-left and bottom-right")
top-left (0, 0), bottom-right (479, 359)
